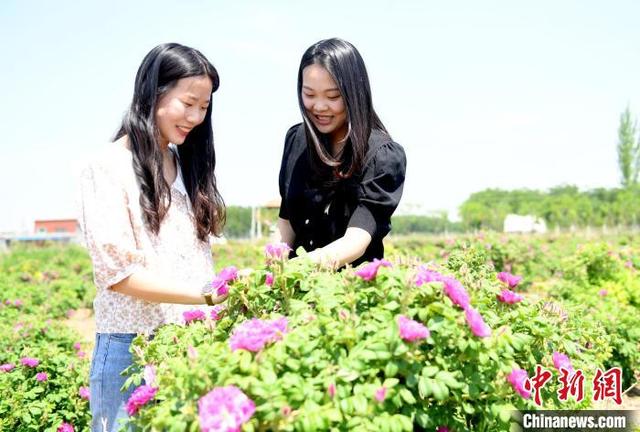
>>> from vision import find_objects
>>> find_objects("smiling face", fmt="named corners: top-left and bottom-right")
top-left (301, 64), bottom-right (348, 146)
top-left (155, 75), bottom-right (213, 148)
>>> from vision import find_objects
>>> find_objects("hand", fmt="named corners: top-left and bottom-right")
top-left (211, 292), bottom-right (229, 304)
top-left (237, 268), bottom-right (254, 278)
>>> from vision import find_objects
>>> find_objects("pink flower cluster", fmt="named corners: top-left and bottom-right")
top-left (374, 386), bottom-right (387, 402)
top-left (442, 277), bottom-right (471, 310)
top-left (397, 315), bottom-right (430, 342)
top-left (0, 363), bottom-right (15, 372)
top-left (198, 385), bottom-right (256, 432)
top-left (497, 271), bottom-right (522, 288)
top-left (79, 386), bottom-right (90, 400)
top-left (464, 307), bottom-right (492, 338)
top-left (552, 351), bottom-right (574, 375)
top-left (36, 372), bottom-right (48, 382)
top-left (210, 266), bottom-right (239, 296)
top-left (126, 384), bottom-right (158, 416)
top-left (415, 267), bottom-right (491, 338)
top-left (497, 272), bottom-right (524, 304)
top-left (229, 317), bottom-right (288, 352)
top-left (4, 299), bottom-right (23, 308)
top-left (414, 267), bottom-right (445, 286)
top-left (20, 357), bottom-right (39, 368)
top-left (265, 272), bottom-right (274, 287)
top-left (183, 309), bottom-right (206, 324)
top-left (265, 242), bottom-right (291, 261)
top-left (508, 368), bottom-right (530, 399)
top-left (497, 289), bottom-right (523, 304)
top-left (327, 383), bottom-right (336, 398)
top-left (210, 304), bottom-right (226, 321)
top-left (57, 423), bottom-right (74, 432)
top-left (355, 259), bottom-right (392, 281)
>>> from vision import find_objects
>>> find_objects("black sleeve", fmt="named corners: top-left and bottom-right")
top-left (278, 124), bottom-right (302, 220)
top-left (348, 141), bottom-right (407, 238)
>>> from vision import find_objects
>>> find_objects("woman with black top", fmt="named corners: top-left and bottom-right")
top-left (278, 38), bottom-right (407, 268)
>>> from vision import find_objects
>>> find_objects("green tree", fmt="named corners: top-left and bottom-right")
top-left (617, 106), bottom-right (637, 187)
top-left (224, 206), bottom-right (252, 238)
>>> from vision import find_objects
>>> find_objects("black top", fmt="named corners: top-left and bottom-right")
top-left (278, 123), bottom-right (407, 266)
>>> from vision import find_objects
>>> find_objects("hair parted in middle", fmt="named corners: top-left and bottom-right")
top-left (115, 42), bottom-right (225, 241)
top-left (297, 37), bottom-right (388, 183)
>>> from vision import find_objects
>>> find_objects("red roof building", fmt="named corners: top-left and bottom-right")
top-left (34, 219), bottom-right (79, 235)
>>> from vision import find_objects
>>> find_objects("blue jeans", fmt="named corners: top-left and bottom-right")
top-left (89, 333), bottom-right (137, 432)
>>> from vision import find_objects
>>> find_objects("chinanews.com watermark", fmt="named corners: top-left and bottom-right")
top-left (513, 410), bottom-right (639, 431)
top-left (511, 365), bottom-right (639, 431)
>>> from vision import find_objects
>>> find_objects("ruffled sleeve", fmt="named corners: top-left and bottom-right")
top-left (348, 140), bottom-right (406, 238)
top-left (79, 158), bottom-right (144, 291)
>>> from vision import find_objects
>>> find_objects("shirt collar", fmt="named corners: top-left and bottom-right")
top-left (169, 144), bottom-right (188, 198)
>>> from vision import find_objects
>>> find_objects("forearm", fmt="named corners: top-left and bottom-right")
top-left (277, 217), bottom-right (296, 247)
top-left (308, 227), bottom-right (372, 269)
top-left (111, 269), bottom-right (224, 305)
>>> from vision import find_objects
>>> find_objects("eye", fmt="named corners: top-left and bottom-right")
top-left (182, 101), bottom-right (193, 107)
top-left (200, 106), bottom-right (209, 111)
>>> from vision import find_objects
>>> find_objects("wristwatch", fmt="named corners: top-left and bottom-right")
top-left (201, 282), bottom-right (215, 306)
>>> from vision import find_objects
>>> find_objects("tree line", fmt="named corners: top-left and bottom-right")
top-left (223, 106), bottom-right (640, 237)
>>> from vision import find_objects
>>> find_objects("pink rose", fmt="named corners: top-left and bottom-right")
top-left (20, 357), bottom-right (39, 368)
top-left (497, 289), bottom-right (523, 304)
top-left (497, 272), bottom-right (522, 288)
top-left (126, 385), bottom-right (158, 416)
top-left (79, 386), bottom-right (90, 400)
top-left (397, 315), bottom-right (430, 342)
top-left (355, 259), bottom-right (392, 281)
top-left (198, 385), bottom-right (256, 432)
top-left (508, 368), bottom-right (530, 399)
top-left (374, 386), bottom-right (387, 402)
top-left (465, 307), bottom-right (491, 338)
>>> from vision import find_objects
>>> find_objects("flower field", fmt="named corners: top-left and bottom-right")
top-left (1, 233), bottom-right (639, 431)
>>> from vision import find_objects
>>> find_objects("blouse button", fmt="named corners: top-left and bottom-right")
top-left (309, 240), bottom-right (314, 246)
top-left (304, 219), bottom-right (310, 225)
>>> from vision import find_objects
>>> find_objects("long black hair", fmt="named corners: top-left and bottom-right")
top-left (115, 43), bottom-right (225, 240)
top-left (297, 38), bottom-right (388, 182)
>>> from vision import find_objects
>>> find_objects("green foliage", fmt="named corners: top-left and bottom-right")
top-left (125, 248), bottom-right (613, 431)
top-left (0, 245), bottom-right (93, 431)
top-left (459, 186), bottom-right (640, 229)
top-left (553, 243), bottom-right (640, 389)
top-left (617, 106), bottom-right (639, 187)
top-left (391, 214), bottom-right (463, 235)
top-left (223, 207), bottom-right (280, 239)
top-left (1, 235), bottom-right (638, 431)
top-left (224, 206), bottom-right (253, 238)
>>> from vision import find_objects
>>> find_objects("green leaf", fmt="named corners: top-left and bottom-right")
top-left (399, 388), bottom-right (416, 404)
top-left (421, 366), bottom-right (439, 377)
top-left (383, 301), bottom-right (401, 310)
top-left (385, 361), bottom-right (399, 377)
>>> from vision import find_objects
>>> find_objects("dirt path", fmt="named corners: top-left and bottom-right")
top-left (63, 308), bottom-right (96, 347)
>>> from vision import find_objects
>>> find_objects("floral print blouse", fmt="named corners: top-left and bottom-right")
top-left (79, 144), bottom-right (214, 334)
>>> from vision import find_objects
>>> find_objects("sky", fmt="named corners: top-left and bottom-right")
top-left (1, 0), bottom-right (640, 231)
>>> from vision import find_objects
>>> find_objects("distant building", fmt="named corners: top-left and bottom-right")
top-left (503, 214), bottom-right (547, 234)
top-left (34, 219), bottom-right (80, 235)
top-left (0, 219), bottom-right (80, 248)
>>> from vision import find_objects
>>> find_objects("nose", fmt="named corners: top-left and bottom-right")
top-left (313, 100), bottom-right (329, 112)
top-left (185, 107), bottom-right (203, 125)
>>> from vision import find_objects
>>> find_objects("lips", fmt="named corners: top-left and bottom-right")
top-left (176, 126), bottom-right (192, 137)
top-left (313, 114), bottom-right (332, 126)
